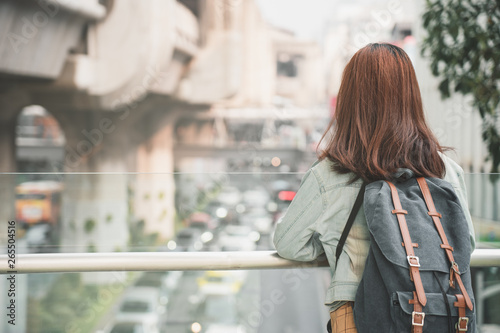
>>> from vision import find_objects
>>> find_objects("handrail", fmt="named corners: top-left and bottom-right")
top-left (1, 249), bottom-right (499, 274)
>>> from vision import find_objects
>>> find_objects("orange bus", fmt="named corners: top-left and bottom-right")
top-left (15, 181), bottom-right (63, 227)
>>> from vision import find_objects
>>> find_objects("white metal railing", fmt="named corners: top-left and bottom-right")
top-left (1, 249), bottom-right (499, 274)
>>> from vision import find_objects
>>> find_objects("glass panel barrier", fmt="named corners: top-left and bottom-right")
top-left (0, 172), bottom-right (499, 332)
top-left (0, 268), bottom-right (332, 333)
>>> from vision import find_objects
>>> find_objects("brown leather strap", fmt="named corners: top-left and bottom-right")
top-left (453, 272), bottom-right (473, 311)
top-left (416, 178), bottom-right (473, 311)
top-left (386, 181), bottom-right (427, 306)
top-left (416, 178), bottom-right (454, 262)
top-left (409, 291), bottom-right (424, 333)
top-left (441, 244), bottom-right (454, 251)
top-left (454, 294), bottom-right (469, 332)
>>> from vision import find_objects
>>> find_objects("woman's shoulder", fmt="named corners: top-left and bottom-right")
top-left (439, 152), bottom-right (465, 177)
top-left (439, 152), bottom-right (466, 188)
top-left (306, 154), bottom-right (464, 186)
top-left (308, 158), bottom-right (358, 187)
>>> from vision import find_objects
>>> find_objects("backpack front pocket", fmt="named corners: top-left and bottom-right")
top-left (390, 292), bottom-right (475, 333)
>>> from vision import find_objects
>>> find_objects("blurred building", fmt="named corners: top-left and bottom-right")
top-left (323, 0), bottom-right (414, 109)
top-left (0, 0), bottom-right (326, 257)
top-left (272, 27), bottom-right (324, 108)
top-left (1, 0), bottom-right (496, 253)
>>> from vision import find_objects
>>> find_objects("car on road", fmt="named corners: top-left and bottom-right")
top-left (218, 225), bottom-right (260, 251)
top-left (134, 271), bottom-right (183, 305)
top-left (197, 271), bottom-right (246, 295)
top-left (241, 187), bottom-right (270, 211)
top-left (106, 317), bottom-right (160, 333)
top-left (115, 287), bottom-right (166, 331)
top-left (205, 323), bottom-right (247, 333)
top-left (239, 207), bottom-right (273, 234)
top-left (187, 212), bottom-right (218, 230)
top-left (191, 294), bottom-right (247, 333)
top-left (168, 227), bottom-right (204, 251)
top-left (217, 186), bottom-right (242, 208)
top-left (24, 223), bottom-right (54, 253)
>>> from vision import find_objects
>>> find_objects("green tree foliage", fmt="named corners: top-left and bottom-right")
top-left (421, 0), bottom-right (500, 175)
top-left (27, 273), bottom-right (128, 333)
top-left (128, 218), bottom-right (159, 251)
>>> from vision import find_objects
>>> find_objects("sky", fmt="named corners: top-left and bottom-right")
top-left (255, 0), bottom-right (338, 40)
top-left (254, 0), bottom-right (417, 43)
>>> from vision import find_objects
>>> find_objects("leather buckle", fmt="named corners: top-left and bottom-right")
top-left (407, 255), bottom-right (421, 268)
top-left (451, 261), bottom-right (460, 274)
top-left (455, 317), bottom-right (469, 331)
top-left (412, 311), bottom-right (425, 326)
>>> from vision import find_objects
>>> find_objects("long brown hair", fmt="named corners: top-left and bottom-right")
top-left (319, 43), bottom-right (446, 182)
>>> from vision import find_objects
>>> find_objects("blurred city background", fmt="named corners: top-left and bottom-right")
top-left (0, 0), bottom-right (499, 332)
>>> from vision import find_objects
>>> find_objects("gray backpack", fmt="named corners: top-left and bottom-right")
top-left (336, 176), bottom-right (476, 333)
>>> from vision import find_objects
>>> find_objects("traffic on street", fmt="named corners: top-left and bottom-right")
top-left (96, 174), bottom-right (330, 333)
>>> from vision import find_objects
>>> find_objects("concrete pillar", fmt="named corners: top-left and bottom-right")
top-left (134, 110), bottom-right (177, 241)
top-left (54, 110), bottom-right (132, 265)
top-left (55, 110), bottom-right (135, 284)
top-left (0, 116), bottom-right (17, 241)
top-left (0, 116), bottom-right (16, 172)
top-left (0, 107), bottom-right (25, 333)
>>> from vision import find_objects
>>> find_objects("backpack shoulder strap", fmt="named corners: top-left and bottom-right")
top-left (335, 182), bottom-right (366, 267)
top-left (416, 177), bottom-right (474, 311)
top-left (386, 180), bottom-right (427, 307)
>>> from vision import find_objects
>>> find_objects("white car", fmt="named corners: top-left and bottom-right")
top-left (217, 186), bottom-right (242, 207)
top-left (134, 271), bottom-right (182, 305)
top-left (106, 317), bottom-right (160, 333)
top-left (218, 225), bottom-right (260, 251)
top-left (192, 294), bottom-right (247, 333)
top-left (115, 287), bottom-right (166, 330)
top-left (24, 224), bottom-right (53, 252)
top-left (164, 270), bottom-right (183, 293)
top-left (242, 188), bottom-right (270, 209)
top-left (205, 323), bottom-right (247, 333)
top-left (239, 208), bottom-right (273, 233)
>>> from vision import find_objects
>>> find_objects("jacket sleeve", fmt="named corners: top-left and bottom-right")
top-left (273, 168), bottom-right (325, 261)
top-left (442, 153), bottom-right (476, 252)
top-left (454, 168), bottom-right (476, 252)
